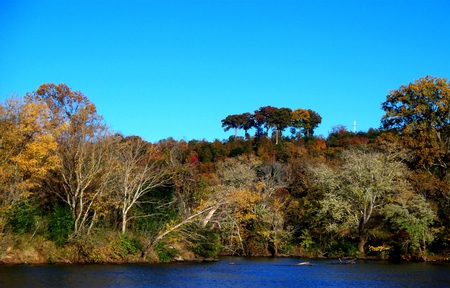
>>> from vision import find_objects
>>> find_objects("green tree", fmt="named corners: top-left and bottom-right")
top-left (304, 109), bottom-right (322, 137)
top-left (310, 147), bottom-right (413, 255)
top-left (221, 114), bottom-right (240, 139)
top-left (241, 112), bottom-right (255, 138)
top-left (382, 192), bottom-right (435, 260)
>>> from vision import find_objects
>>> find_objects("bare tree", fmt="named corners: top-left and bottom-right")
top-left (56, 120), bottom-right (116, 235)
top-left (112, 136), bottom-right (171, 233)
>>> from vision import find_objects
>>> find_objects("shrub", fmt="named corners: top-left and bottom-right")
top-left (7, 200), bottom-right (37, 234)
top-left (113, 234), bottom-right (143, 258)
top-left (154, 241), bottom-right (177, 262)
top-left (191, 228), bottom-right (222, 258)
top-left (48, 204), bottom-right (74, 247)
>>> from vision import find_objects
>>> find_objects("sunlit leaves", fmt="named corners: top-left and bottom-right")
top-left (382, 192), bottom-right (435, 254)
top-left (0, 97), bottom-right (59, 204)
top-left (310, 147), bottom-right (414, 253)
top-left (291, 108), bottom-right (322, 137)
top-left (381, 76), bottom-right (450, 172)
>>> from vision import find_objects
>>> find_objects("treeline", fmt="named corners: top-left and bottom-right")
top-left (221, 107), bottom-right (322, 143)
top-left (0, 77), bottom-right (449, 264)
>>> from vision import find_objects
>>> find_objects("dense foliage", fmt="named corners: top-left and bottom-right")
top-left (0, 77), bottom-right (449, 263)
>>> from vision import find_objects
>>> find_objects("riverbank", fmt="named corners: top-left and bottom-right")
top-left (1, 233), bottom-right (448, 265)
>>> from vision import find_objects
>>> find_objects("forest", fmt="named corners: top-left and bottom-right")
top-left (0, 76), bottom-right (449, 264)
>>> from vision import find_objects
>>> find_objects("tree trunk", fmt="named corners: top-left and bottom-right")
top-left (359, 235), bottom-right (366, 255)
top-left (202, 206), bottom-right (218, 227)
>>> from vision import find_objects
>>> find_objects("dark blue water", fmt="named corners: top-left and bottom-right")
top-left (0, 257), bottom-right (449, 287)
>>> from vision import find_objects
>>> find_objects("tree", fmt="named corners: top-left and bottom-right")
top-left (199, 156), bottom-right (291, 256)
top-left (268, 107), bottom-right (292, 144)
top-left (291, 108), bottom-right (322, 138)
top-left (241, 112), bottom-right (255, 138)
top-left (310, 147), bottom-right (414, 255)
top-left (221, 112), bottom-right (255, 139)
top-left (382, 192), bottom-right (435, 260)
top-left (27, 83), bottom-right (115, 235)
top-left (304, 109), bottom-right (322, 137)
top-left (381, 76), bottom-right (450, 176)
top-left (0, 96), bottom-right (59, 232)
top-left (254, 106), bottom-right (276, 137)
top-left (112, 136), bottom-right (171, 233)
top-left (291, 108), bottom-right (310, 138)
top-left (221, 114), bottom-right (246, 139)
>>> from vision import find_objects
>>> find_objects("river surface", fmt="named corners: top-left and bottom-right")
top-left (0, 257), bottom-right (449, 287)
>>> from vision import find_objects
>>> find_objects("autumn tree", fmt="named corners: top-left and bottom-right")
top-left (254, 106), bottom-right (276, 137)
top-left (291, 108), bottom-right (322, 138)
top-left (0, 96), bottom-right (59, 232)
top-left (27, 83), bottom-right (115, 235)
top-left (381, 76), bottom-right (450, 177)
top-left (291, 108), bottom-right (310, 138)
top-left (198, 156), bottom-right (291, 256)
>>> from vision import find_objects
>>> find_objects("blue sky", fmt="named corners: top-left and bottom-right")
top-left (1, 0), bottom-right (449, 142)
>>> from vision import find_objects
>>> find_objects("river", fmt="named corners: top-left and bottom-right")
top-left (0, 257), bottom-right (449, 287)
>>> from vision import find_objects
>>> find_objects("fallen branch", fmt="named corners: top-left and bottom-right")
top-left (142, 204), bottom-right (219, 258)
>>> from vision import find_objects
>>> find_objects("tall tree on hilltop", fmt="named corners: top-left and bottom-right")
top-left (222, 114), bottom-right (245, 139)
top-left (304, 109), bottom-right (322, 137)
top-left (254, 106), bottom-right (277, 137)
top-left (291, 108), bottom-right (310, 138)
top-left (268, 107), bottom-right (292, 144)
top-left (241, 112), bottom-right (255, 138)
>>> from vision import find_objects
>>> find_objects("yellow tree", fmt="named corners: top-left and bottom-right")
top-left (205, 157), bottom-right (290, 256)
top-left (0, 97), bottom-right (59, 231)
top-left (291, 108), bottom-right (322, 138)
top-left (291, 108), bottom-right (310, 138)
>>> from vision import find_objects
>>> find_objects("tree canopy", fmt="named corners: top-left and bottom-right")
top-left (381, 76), bottom-right (450, 175)
top-left (221, 106), bottom-right (322, 141)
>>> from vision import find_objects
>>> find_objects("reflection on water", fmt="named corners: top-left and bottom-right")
top-left (0, 257), bottom-right (449, 287)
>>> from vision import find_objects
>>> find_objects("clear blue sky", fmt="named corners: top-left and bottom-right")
top-left (1, 0), bottom-right (449, 142)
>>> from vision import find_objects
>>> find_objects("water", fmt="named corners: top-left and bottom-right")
top-left (0, 257), bottom-right (449, 287)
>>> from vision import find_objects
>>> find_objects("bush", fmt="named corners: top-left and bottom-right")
top-left (154, 241), bottom-right (177, 262)
top-left (327, 238), bottom-right (359, 258)
top-left (191, 228), bottom-right (222, 258)
top-left (7, 200), bottom-right (37, 234)
top-left (113, 234), bottom-right (143, 258)
top-left (48, 204), bottom-right (74, 247)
